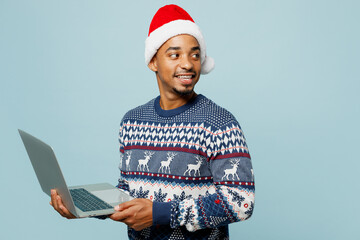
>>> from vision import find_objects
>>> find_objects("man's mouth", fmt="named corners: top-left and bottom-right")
top-left (175, 73), bottom-right (196, 85)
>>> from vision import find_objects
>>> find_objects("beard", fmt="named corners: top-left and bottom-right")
top-left (173, 87), bottom-right (194, 96)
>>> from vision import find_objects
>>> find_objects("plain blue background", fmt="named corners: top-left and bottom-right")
top-left (1, 0), bottom-right (359, 239)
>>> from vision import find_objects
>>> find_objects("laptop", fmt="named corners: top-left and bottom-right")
top-left (18, 129), bottom-right (133, 218)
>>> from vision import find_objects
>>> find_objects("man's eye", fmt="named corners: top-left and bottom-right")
top-left (192, 53), bottom-right (200, 59)
top-left (170, 54), bottom-right (178, 58)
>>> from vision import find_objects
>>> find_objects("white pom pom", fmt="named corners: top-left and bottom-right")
top-left (201, 56), bottom-right (215, 75)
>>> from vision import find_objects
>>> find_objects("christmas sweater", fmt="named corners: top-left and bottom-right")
top-left (117, 94), bottom-right (255, 240)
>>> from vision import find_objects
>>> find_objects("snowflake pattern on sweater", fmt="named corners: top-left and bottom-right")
top-left (117, 95), bottom-right (255, 240)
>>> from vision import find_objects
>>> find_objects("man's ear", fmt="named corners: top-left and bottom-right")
top-left (148, 56), bottom-right (158, 72)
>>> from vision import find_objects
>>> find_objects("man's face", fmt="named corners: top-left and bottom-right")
top-left (149, 34), bottom-right (201, 97)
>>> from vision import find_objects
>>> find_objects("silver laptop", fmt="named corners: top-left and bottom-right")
top-left (18, 129), bottom-right (133, 218)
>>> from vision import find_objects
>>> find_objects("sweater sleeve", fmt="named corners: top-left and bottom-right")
top-left (116, 121), bottom-right (130, 193)
top-left (156, 121), bottom-right (255, 232)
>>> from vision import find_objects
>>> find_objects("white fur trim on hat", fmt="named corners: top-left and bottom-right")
top-left (145, 20), bottom-right (214, 74)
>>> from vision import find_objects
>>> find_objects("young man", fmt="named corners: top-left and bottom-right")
top-left (50, 4), bottom-right (255, 240)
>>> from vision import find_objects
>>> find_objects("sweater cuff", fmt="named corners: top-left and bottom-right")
top-left (152, 201), bottom-right (171, 225)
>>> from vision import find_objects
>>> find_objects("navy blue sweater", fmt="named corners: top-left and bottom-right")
top-left (117, 94), bottom-right (255, 240)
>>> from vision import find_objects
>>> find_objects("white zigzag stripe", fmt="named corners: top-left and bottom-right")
top-left (120, 121), bottom-right (249, 155)
top-left (128, 179), bottom-right (217, 200)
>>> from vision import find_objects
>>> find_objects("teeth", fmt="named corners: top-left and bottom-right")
top-left (177, 75), bottom-right (192, 79)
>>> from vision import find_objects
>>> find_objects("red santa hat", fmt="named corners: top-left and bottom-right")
top-left (145, 4), bottom-right (215, 74)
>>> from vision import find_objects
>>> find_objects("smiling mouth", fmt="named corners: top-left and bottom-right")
top-left (175, 73), bottom-right (196, 85)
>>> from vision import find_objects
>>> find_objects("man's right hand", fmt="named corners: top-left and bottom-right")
top-left (50, 189), bottom-right (76, 219)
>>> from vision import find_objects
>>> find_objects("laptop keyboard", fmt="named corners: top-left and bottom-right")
top-left (69, 188), bottom-right (113, 212)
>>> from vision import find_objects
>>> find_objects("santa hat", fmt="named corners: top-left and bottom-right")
top-left (145, 4), bottom-right (215, 74)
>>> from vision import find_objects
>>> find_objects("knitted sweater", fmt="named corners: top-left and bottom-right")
top-left (117, 94), bottom-right (255, 240)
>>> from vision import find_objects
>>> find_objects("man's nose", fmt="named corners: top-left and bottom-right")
top-left (180, 56), bottom-right (193, 70)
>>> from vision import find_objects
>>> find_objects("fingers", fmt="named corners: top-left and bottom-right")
top-left (50, 189), bottom-right (59, 210)
top-left (50, 189), bottom-right (76, 219)
top-left (56, 194), bottom-right (69, 217)
top-left (109, 208), bottom-right (131, 222)
top-left (115, 199), bottom-right (136, 211)
top-left (109, 199), bottom-right (153, 231)
top-left (110, 209), bottom-right (138, 230)
top-left (110, 199), bottom-right (139, 222)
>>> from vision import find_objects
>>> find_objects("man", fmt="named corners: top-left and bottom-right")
top-left (50, 4), bottom-right (255, 240)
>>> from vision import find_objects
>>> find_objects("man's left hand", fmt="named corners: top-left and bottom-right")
top-left (109, 198), bottom-right (153, 231)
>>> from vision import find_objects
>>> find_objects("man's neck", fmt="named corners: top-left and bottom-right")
top-left (159, 92), bottom-right (197, 110)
